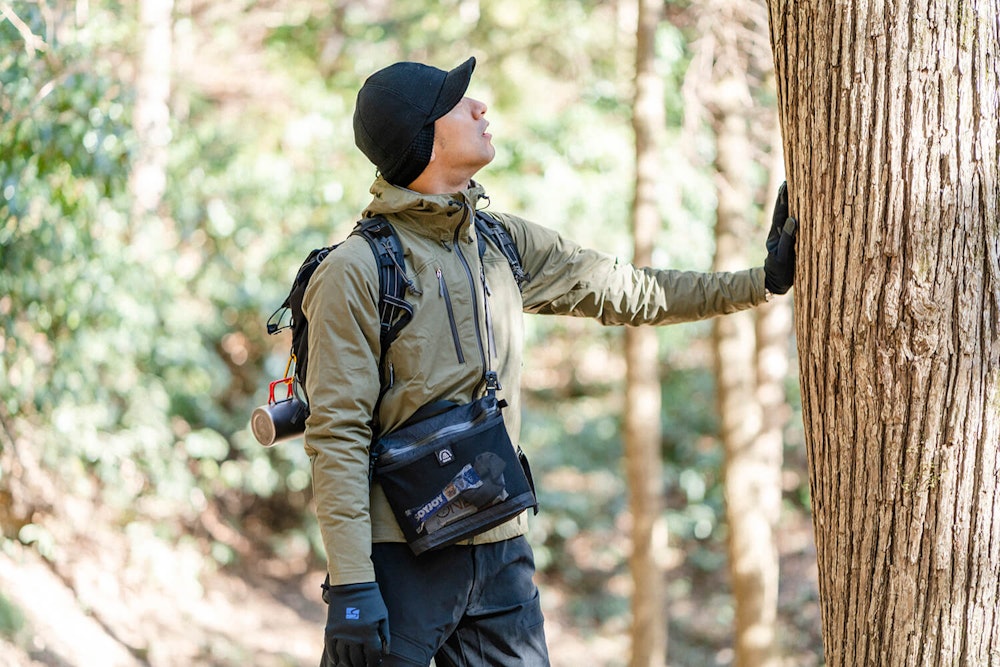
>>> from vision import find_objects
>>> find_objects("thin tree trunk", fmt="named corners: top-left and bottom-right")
top-left (130, 0), bottom-right (173, 223)
top-left (749, 137), bottom-right (793, 666)
top-left (767, 1), bottom-right (1000, 664)
top-left (625, 0), bottom-right (666, 663)
top-left (712, 74), bottom-right (782, 667)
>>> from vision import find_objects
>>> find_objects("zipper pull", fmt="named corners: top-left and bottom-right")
top-left (436, 268), bottom-right (445, 297)
top-left (481, 266), bottom-right (492, 296)
top-left (485, 371), bottom-right (502, 392)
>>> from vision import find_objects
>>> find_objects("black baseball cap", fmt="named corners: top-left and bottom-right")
top-left (353, 57), bottom-right (476, 186)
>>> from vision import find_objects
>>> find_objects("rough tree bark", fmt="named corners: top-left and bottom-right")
top-left (624, 0), bottom-right (667, 663)
top-left (767, 1), bottom-right (1000, 664)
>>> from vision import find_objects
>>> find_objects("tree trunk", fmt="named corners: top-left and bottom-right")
top-left (625, 0), bottom-right (667, 663)
top-left (767, 1), bottom-right (1000, 664)
top-left (129, 0), bottom-right (173, 223)
top-left (699, 1), bottom-right (786, 663)
top-left (747, 145), bottom-right (794, 667)
top-left (711, 77), bottom-right (782, 667)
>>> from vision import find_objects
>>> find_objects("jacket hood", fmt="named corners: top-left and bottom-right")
top-left (362, 176), bottom-right (489, 240)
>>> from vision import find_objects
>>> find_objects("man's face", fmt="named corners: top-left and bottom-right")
top-left (433, 96), bottom-right (496, 175)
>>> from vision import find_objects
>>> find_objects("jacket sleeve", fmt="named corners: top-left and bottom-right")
top-left (494, 213), bottom-right (767, 324)
top-left (301, 238), bottom-right (382, 585)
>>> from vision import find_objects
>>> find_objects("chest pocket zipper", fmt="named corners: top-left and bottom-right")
top-left (436, 267), bottom-right (465, 364)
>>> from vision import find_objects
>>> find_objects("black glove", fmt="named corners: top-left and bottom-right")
top-left (763, 181), bottom-right (798, 295)
top-left (323, 581), bottom-right (390, 667)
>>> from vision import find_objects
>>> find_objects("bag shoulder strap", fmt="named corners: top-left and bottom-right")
top-left (474, 211), bottom-right (531, 290)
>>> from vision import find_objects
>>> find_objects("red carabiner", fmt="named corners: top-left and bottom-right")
top-left (268, 377), bottom-right (295, 404)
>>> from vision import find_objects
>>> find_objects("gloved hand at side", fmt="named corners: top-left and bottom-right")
top-left (323, 581), bottom-right (390, 667)
top-left (763, 181), bottom-right (799, 295)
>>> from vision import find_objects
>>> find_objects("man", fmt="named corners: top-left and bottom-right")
top-left (305, 56), bottom-right (797, 667)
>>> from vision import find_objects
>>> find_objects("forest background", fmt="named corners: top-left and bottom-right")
top-left (0, 1), bottom-right (822, 665)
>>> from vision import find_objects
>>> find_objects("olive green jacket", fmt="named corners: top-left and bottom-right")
top-left (303, 177), bottom-right (767, 585)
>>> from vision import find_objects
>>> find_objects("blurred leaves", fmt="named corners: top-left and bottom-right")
top-left (0, 590), bottom-right (27, 642)
top-left (0, 1), bottom-right (800, 600)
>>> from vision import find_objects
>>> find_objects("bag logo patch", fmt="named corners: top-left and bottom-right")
top-left (436, 448), bottom-right (454, 465)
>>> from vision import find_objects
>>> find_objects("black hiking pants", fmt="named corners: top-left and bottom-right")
top-left (322, 535), bottom-right (550, 667)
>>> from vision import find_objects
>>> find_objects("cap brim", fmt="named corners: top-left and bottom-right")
top-left (429, 57), bottom-right (476, 121)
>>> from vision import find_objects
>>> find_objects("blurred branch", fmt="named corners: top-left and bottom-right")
top-left (0, 4), bottom-right (66, 129)
top-left (0, 3), bottom-right (47, 55)
top-left (680, 0), bottom-right (776, 164)
top-left (0, 60), bottom-right (90, 133)
top-left (0, 403), bottom-right (16, 459)
top-left (0, 404), bottom-right (54, 536)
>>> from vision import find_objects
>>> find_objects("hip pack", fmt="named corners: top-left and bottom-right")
top-left (371, 391), bottom-right (537, 555)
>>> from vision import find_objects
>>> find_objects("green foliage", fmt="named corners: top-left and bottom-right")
top-left (1, 5), bottom-right (138, 436)
top-left (0, 590), bottom-right (26, 642)
top-left (0, 1), bottom-right (801, 593)
top-left (0, 5), bottom-right (821, 664)
top-left (0, 3), bottom-right (249, 537)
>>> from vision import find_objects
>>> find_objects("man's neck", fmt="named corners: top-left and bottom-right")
top-left (407, 169), bottom-right (475, 195)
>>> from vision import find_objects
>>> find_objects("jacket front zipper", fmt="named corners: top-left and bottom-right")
top-left (452, 209), bottom-right (491, 390)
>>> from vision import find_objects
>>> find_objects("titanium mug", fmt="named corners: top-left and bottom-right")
top-left (250, 377), bottom-right (307, 447)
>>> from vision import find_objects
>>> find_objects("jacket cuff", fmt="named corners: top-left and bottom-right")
top-left (327, 563), bottom-right (377, 587)
top-left (750, 266), bottom-right (769, 305)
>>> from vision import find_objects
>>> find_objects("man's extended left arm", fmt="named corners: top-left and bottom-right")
top-left (492, 183), bottom-right (798, 324)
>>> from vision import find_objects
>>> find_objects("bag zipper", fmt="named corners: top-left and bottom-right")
top-left (374, 400), bottom-right (501, 466)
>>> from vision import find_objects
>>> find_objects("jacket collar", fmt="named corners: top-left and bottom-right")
top-left (362, 176), bottom-right (489, 242)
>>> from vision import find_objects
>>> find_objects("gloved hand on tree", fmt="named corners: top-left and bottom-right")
top-left (763, 181), bottom-right (799, 295)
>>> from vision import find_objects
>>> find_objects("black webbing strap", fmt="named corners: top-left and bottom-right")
top-left (355, 217), bottom-right (416, 350)
top-left (353, 217), bottom-right (418, 441)
top-left (474, 211), bottom-right (531, 290)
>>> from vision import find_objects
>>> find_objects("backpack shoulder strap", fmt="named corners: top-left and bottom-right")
top-left (352, 217), bottom-right (419, 439)
top-left (474, 211), bottom-right (531, 290)
top-left (352, 216), bottom-right (417, 350)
